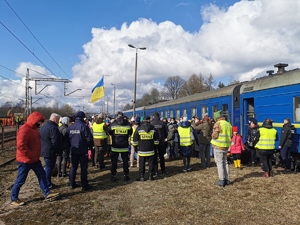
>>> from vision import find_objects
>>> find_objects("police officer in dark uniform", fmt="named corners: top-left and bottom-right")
top-left (150, 112), bottom-right (168, 176)
top-left (67, 111), bottom-right (94, 191)
top-left (108, 112), bottom-right (132, 182)
top-left (133, 116), bottom-right (159, 181)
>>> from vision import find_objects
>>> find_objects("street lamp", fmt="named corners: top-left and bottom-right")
top-left (128, 44), bottom-right (146, 117)
top-left (111, 83), bottom-right (116, 118)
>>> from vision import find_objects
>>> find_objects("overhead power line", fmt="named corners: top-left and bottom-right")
top-left (4, 0), bottom-right (71, 80)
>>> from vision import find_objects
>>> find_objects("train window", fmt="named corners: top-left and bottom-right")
top-left (294, 97), bottom-right (300, 122)
top-left (176, 110), bottom-right (180, 119)
top-left (212, 105), bottom-right (218, 113)
top-left (191, 107), bottom-right (197, 117)
top-left (160, 111), bottom-right (164, 119)
top-left (222, 104), bottom-right (229, 121)
top-left (182, 109), bottom-right (187, 117)
top-left (165, 111), bottom-right (168, 118)
top-left (201, 106), bottom-right (208, 118)
top-left (170, 111), bottom-right (174, 118)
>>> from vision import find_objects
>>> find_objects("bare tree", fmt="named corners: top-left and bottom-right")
top-left (123, 103), bottom-right (133, 111)
top-left (163, 76), bottom-right (186, 100)
top-left (204, 73), bottom-right (215, 91)
top-left (179, 73), bottom-right (207, 97)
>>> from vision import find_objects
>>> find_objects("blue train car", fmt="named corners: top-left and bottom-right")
top-left (240, 64), bottom-right (300, 152)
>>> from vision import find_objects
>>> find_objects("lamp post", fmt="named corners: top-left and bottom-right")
top-left (128, 44), bottom-right (146, 117)
top-left (111, 83), bottom-right (116, 118)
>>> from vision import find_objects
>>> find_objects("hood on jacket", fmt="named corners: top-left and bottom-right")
top-left (262, 119), bottom-right (273, 128)
top-left (116, 116), bottom-right (130, 126)
top-left (26, 111), bottom-right (45, 127)
top-left (61, 116), bottom-right (70, 125)
top-left (141, 121), bottom-right (153, 132)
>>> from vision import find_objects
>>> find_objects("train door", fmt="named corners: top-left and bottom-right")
top-left (242, 98), bottom-right (255, 137)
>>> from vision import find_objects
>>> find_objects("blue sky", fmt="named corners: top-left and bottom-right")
top-left (0, 0), bottom-right (299, 113)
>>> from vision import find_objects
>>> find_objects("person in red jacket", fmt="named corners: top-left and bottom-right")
top-left (10, 111), bottom-right (59, 206)
top-left (229, 126), bottom-right (245, 169)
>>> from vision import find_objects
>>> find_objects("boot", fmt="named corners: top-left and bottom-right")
top-left (237, 159), bottom-right (241, 169)
top-left (233, 160), bottom-right (238, 168)
top-left (187, 157), bottom-right (191, 170)
top-left (183, 157), bottom-right (187, 171)
top-left (268, 170), bottom-right (273, 177)
top-left (149, 173), bottom-right (154, 181)
top-left (262, 172), bottom-right (269, 178)
top-left (136, 174), bottom-right (144, 181)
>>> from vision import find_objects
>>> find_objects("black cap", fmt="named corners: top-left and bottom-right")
top-left (117, 111), bottom-right (123, 117)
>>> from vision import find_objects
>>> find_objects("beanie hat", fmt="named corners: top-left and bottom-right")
top-left (251, 118), bottom-right (258, 125)
top-left (61, 117), bottom-right (70, 125)
top-left (232, 126), bottom-right (238, 133)
top-left (75, 111), bottom-right (85, 119)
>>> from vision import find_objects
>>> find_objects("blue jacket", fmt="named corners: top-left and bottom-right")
top-left (67, 118), bottom-right (94, 154)
top-left (40, 120), bottom-right (62, 157)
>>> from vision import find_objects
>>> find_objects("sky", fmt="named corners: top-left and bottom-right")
top-left (0, 0), bottom-right (300, 115)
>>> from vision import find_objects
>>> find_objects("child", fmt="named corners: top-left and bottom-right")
top-left (230, 126), bottom-right (245, 169)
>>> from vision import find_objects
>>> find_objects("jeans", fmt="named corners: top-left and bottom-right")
top-left (199, 143), bottom-right (211, 167)
top-left (69, 153), bottom-right (89, 188)
top-left (280, 146), bottom-right (291, 169)
top-left (11, 161), bottom-right (50, 201)
top-left (57, 150), bottom-right (69, 175)
top-left (44, 156), bottom-right (56, 187)
top-left (214, 148), bottom-right (230, 181)
top-left (259, 150), bottom-right (274, 172)
top-left (110, 151), bottom-right (129, 176)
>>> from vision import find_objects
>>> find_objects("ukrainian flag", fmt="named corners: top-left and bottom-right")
top-left (90, 77), bottom-right (104, 103)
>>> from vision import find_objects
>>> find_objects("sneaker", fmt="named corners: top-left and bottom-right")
top-left (183, 169), bottom-right (188, 173)
top-left (124, 175), bottom-right (130, 182)
top-left (136, 177), bottom-right (144, 181)
top-left (48, 183), bottom-right (56, 189)
top-left (224, 179), bottom-right (230, 185)
top-left (62, 173), bottom-right (68, 177)
top-left (187, 168), bottom-right (192, 172)
top-left (57, 173), bottom-right (62, 178)
top-left (70, 184), bottom-right (78, 189)
top-left (214, 180), bottom-right (225, 187)
top-left (11, 199), bottom-right (25, 206)
top-left (81, 185), bottom-right (93, 191)
top-left (45, 192), bottom-right (59, 200)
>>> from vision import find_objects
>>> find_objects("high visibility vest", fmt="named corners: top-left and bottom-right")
top-left (92, 122), bottom-right (107, 139)
top-left (130, 126), bottom-right (136, 144)
top-left (210, 120), bottom-right (232, 148)
top-left (255, 127), bottom-right (277, 150)
top-left (178, 126), bottom-right (193, 147)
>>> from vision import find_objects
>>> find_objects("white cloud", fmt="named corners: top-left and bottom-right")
top-left (2, 0), bottom-right (300, 114)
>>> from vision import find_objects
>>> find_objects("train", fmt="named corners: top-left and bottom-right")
top-left (123, 63), bottom-right (300, 153)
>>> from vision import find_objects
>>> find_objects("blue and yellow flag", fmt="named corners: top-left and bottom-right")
top-left (90, 77), bottom-right (104, 103)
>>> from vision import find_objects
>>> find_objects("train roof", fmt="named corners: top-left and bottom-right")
top-left (240, 68), bottom-right (300, 94)
top-left (146, 83), bottom-right (242, 109)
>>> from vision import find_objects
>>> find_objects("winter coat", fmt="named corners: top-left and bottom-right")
top-left (192, 121), bottom-right (212, 145)
top-left (229, 134), bottom-right (245, 154)
top-left (16, 111), bottom-right (45, 164)
top-left (58, 124), bottom-right (70, 153)
top-left (167, 126), bottom-right (178, 147)
top-left (247, 126), bottom-right (260, 148)
top-left (279, 123), bottom-right (295, 148)
top-left (108, 116), bottom-right (132, 149)
top-left (67, 117), bottom-right (94, 154)
top-left (150, 118), bottom-right (168, 146)
top-left (40, 120), bottom-right (62, 157)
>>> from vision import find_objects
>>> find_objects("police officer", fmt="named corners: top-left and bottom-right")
top-left (108, 112), bottom-right (132, 182)
top-left (67, 111), bottom-right (94, 191)
top-left (92, 113), bottom-right (109, 169)
top-left (133, 116), bottom-right (159, 181)
top-left (150, 112), bottom-right (168, 176)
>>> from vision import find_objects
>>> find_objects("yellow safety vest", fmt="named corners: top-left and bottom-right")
top-left (255, 127), bottom-right (277, 150)
top-left (178, 126), bottom-right (193, 147)
top-left (210, 120), bottom-right (232, 148)
top-left (92, 122), bottom-right (107, 139)
top-left (130, 126), bottom-right (136, 144)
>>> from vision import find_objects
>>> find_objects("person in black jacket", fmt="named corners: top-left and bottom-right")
top-left (279, 118), bottom-right (295, 171)
top-left (40, 113), bottom-right (62, 189)
top-left (246, 118), bottom-right (260, 166)
top-left (67, 111), bottom-right (94, 191)
top-left (133, 116), bottom-right (159, 181)
top-left (57, 116), bottom-right (71, 177)
top-left (150, 112), bottom-right (168, 176)
top-left (108, 112), bottom-right (132, 182)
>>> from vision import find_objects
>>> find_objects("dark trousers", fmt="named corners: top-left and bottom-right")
top-left (11, 161), bottom-right (50, 201)
top-left (153, 145), bottom-right (166, 174)
top-left (110, 151), bottom-right (129, 176)
top-left (57, 150), bottom-right (69, 175)
top-left (94, 145), bottom-right (107, 167)
top-left (259, 150), bottom-right (274, 172)
top-left (139, 155), bottom-right (154, 177)
top-left (280, 146), bottom-right (291, 169)
top-left (69, 153), bottom-right (89, 188)
top-left (232, 154), bottom-right (241, 160)
top-left (199, 143), bottom-right (211, 167)
top-left (249, 147), bottom-right (257, 163)
top-left (44, 156), bottom-right (56, 187)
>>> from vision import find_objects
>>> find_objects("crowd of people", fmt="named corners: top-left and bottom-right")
top-left (10, 109), bottom-right (295, 206)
